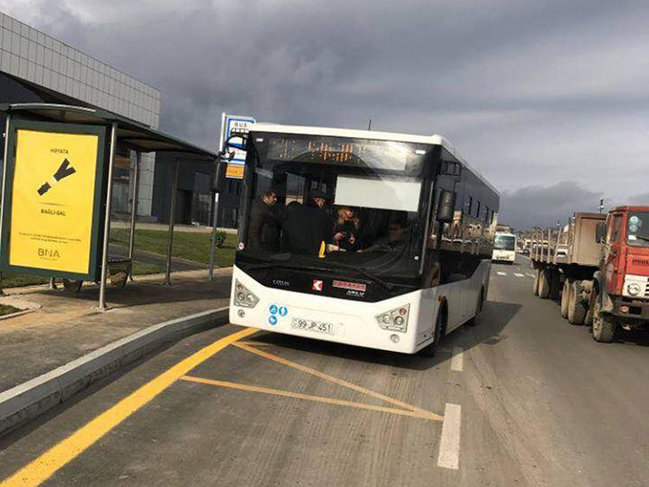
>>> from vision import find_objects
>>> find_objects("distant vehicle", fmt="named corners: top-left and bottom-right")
top-left (229, 123), bottom-right (499, 356)
top-left (531, 207), bottom-right (649, 342)
top-left (492, 232), bottom-right (516, 264)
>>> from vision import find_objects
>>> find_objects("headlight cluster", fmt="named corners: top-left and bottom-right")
top-left (234, 280), bottom-right (259, 308)
top-left (626, 282), bottom-right (641, 297)
top-left (376, 305), bottom-right (410, 333)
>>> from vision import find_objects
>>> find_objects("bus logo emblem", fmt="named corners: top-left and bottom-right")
top-left (312, 280), bottom-right (323, 291)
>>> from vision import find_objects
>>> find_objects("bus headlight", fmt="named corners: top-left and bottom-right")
top-left (234, 280), bottom-right (259, 308)
top-left (626, 282), bottom-right (641, 297)
top-left (376, 305), bottom-right (410, 333)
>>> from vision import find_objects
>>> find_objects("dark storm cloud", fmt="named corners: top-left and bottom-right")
top-left (499, 181), bottom-right (602, 230)
top-left (3, 0), bottom-right (649, 227)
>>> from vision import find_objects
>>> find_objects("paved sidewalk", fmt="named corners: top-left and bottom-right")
top-left (0, 268), bottom-right (232, 393)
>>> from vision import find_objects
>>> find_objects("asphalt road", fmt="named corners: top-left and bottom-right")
top-left (1, 255), bottom-right (648, 486)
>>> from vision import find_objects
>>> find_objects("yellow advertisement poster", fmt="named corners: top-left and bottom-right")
top-left (8, 129), bottom-right (100, 274)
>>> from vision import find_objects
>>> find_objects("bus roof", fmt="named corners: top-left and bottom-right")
top-left (252, 123), bottom-right (500, 195)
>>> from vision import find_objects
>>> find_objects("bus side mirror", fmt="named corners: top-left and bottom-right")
top-left (212, 160), bottom-right (229, 193)
top-left (437, 190), bottom-right (456, 223)
top-left (595, 222), bottom-right (606, 243)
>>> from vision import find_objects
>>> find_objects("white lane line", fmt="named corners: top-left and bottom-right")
top-left (526, 273), bottom-right (535, 278)
top-left (497, 271), bottom-right (507, 276)
top-left (514, 272), bottom-right (525, 277)
top-left (450, 347), bottom-right (464, 372)
top-left (438, 403), bottom-right (462, 470)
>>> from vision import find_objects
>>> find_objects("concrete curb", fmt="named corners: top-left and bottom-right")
top-left (0, 306), bottom-right (229, 437)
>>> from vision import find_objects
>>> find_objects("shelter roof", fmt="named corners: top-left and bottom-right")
top-left (0, 103), bottom-right (217, 161)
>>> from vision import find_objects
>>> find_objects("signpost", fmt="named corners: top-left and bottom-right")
top-left (208, 113), bottom-right (256, 279)
top-left (218, 113), bottom-right (256, 180)
top-left (0, 120), bottom-right (106, 281)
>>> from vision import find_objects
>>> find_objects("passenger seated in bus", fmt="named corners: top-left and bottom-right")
top-left (332, 207), bottom-right (359, 251)
top-left (362, 217), bottom-right (408, 253)
top-left (281, 189), bottom-right (333, 255)
top-left (248, 189), bottom-right (280, 252)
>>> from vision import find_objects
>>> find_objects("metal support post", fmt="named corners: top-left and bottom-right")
top-left (0, 114), bottom-right (10, 297)
top-left (98, 122), bottom-right (118, 311)
top-left (208, 192), bottom-right (219, 280)
top-left (163, 159), bottom-right (180, 285)
top-left (127, 151), bottom-right (140, 280)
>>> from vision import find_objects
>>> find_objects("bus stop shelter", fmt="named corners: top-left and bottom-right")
top-left (0, 103), bottom-right (219, 310)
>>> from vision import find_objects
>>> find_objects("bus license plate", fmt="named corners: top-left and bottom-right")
top-left (291, 318), bottom-right (336, 335)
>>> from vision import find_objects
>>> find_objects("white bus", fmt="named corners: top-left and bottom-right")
top-left (229, 124), bottom-right (499, 356)
top-left (492, 232), bottom-right (516, 264)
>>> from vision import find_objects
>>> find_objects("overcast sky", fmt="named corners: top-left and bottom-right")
top-left (2, 0), bottom-right (648, 228)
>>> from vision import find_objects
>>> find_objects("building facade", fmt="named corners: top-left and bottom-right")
top-left (0, 11), bottom-right (161, 218)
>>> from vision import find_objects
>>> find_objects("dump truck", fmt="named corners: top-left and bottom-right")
top-left (531, 207), bottom-right (649, 342)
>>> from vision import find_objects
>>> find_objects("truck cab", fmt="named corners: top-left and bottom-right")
top-left (591, 206), bottom-right (649, 340)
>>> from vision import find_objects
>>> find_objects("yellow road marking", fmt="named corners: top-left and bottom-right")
top-left (0, 327), bottom-right (258, 487)
top-left (181, 376), bottom-right (439, 421)
top-left (234, 341), bottom-right (443, 422)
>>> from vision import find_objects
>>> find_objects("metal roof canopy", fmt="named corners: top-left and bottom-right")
top-left (0, 103), bottom-right (220, 311)
top-left (0, 103), bottom-right (218, 160)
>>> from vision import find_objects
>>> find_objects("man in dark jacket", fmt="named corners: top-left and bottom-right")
top-left (248, 189), bottom-right (280, 252)
top-left (282, 189), bottom-right (333, 255)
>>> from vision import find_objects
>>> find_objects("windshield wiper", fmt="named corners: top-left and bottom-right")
top-left (241, 262), bottom-right (326, 273)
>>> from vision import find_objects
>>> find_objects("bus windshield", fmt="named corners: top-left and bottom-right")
top-left (494, 234), bottom-right (516, 251)
top-left (236, 133), bottom-right (433, 280)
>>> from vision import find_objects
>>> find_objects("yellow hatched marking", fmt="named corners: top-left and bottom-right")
top-left (181, 376), bottom-right (439, 421)
top-left (0, 327), bottom-right (258, 487)
top-left (233, 341), bottom-right (443, 422)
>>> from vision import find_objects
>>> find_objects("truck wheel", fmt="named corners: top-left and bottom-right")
top-left (419, 308), bottom-right (444, 357)
top-left (533, 269), bottom-right (541, 296)
top-left (560, 280), bottom-right (570, 318)
top-left (591, 296), bottom-right (616, 342)
top-left (539, 268), bottom-right (551, 299)
top-left (567, 280), bottom-right (586, 325)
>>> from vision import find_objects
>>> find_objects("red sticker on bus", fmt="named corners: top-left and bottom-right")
top-left (332, 280), bottom-right (367, 292)
top-left (312, 280), bottom-right (323, 291)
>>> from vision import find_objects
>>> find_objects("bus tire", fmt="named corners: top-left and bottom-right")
top-left (466, 288), bottom-right (484, 327)
top-left (533, 269), bottom-right (541, 296)
top-left (592, 293), bottom-right (616, 342)
top-left (567, 280), bottom-right (586, 325)
top-left (560, 280), bottom-right (570, 318)
top-left (539, 268), bottom-right (551, 299)
top-left (419, 306), bottom-right (445, 357)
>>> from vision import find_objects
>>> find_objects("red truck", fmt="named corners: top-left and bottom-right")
top-left (531, 206), bottom-right (649, 342)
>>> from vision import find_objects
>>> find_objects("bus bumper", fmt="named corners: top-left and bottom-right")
top-left (229, 266), bottom-right (440, 354)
